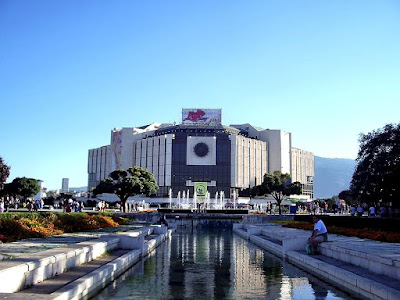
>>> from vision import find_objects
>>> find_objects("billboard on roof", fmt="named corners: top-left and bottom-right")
top-left (182, 109), bottom-right (221, 125)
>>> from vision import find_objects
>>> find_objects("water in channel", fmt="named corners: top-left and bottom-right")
top-left (92, 227), bottom-right (355, 300)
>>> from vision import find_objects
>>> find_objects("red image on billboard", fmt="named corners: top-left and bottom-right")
top-left (183, 109), bottom-right (207, 122)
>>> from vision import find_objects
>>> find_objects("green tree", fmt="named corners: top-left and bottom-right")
top-left (350, 123), bottom-right (400, 206)
top-left (0, 156), bottom-right (10, 190)
top-left (251, 170), bottom-right (302, 214)
top-left (338, 189), bottom-right (354, 204)
top-left (8, 177), bottom-right (40, 200)
top-left (93, 166), bottom-right (158, 212)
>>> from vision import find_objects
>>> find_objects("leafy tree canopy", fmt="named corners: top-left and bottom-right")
top-left (0, 156), bottom-right (10, 190)
top-left (338, 190), bottom-right (354, 204)
top-left (350, 123), bottom-right (400, 205)
top-left (93, 166), bottom-right (159, 212)
top-left (251, 170), bottom-right (302, 214)
top-left (7, 177), bottom-right (40, 199)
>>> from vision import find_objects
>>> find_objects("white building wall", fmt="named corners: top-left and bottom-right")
top-left (280, 131), bottom-right (292, 175)
top-left (33, 180), bottom-right (45, 200)
top-left (249, 139), bottom-right (255, 187)
top-left (258, 129), bottom-right (291, 175)
top-left (261, 142), bottom-right (268, 179)
top-left (87, 145), bottom-right (111, 189)
top-left (230, 135), bottom-right (267, 189)
top-left (132, 134), bottom-right (173, 187)
top-left (291, 148), bottom-right (314, 184)
top-left (120, 128), bottom-right (135, 170)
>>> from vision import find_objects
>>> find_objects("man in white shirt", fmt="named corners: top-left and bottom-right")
top-left (308, 216), bottom-right (328, 253)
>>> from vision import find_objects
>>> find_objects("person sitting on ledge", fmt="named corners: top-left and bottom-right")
top-left (308, 215), bottom-right (328, 253)
top-left (158, 215), bottom-right (168, 227)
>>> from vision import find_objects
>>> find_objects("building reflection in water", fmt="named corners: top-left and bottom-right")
top-left (92, 228), bottom-right (353, 300)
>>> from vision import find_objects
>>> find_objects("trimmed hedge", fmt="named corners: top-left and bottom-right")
top-left (281, 220), bottom-right (400, 243)
top-left (293, 215), bottom-right (400, 233)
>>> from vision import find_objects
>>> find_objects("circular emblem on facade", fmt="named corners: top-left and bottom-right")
top-left (193, 142), bottom-right (209, 157)
top-left (196, 185), bottom-right (205, 195)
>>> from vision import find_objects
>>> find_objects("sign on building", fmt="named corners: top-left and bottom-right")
top-left (194, 182), bottom-right (207, 199)
top-left (182, 109), bottom-right (221, 125)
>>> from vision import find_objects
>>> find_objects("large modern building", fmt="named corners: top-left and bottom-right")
top-left (88, 109), bottom-right (314, 199)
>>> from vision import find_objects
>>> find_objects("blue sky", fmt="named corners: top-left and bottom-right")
top-left (1, 0), bottom-right (399, 190)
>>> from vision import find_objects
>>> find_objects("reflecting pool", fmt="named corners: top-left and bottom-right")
top-left (92, 228), bottom-right (355, 299)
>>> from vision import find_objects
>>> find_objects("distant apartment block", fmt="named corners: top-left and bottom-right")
top-left (62, 178), bottom-right (69, 192)
top-left (291, 148), bottom-right (314, 199)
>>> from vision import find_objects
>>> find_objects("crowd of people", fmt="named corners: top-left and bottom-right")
top-left (60, 199), bottom-right (85, 213)
top-left (115, 200), bottom-right (150, 212)
top-left (0, 198), bottom-right (44, 212)
top-left (97, 200), bottom-right (107, 212)
top-left (294, 200), bottom-right (394, 218)
top-left (349, 202), bottom-right (392, 218)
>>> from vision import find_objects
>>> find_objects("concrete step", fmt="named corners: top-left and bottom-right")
top-left (0, 225), bottom-right (174, 299)
top-left (319, 238), bottom-right (400, 281)
top-left (287, 250), bottom-right (400, 300)
top-left (234, 223), bottom-right (400, 299)
top-left (18, 249), bottom-right (130, 295)
top-left (0, 236), bottom-right (120, 293)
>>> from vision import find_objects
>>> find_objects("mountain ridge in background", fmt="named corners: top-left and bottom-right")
top-left (314, 156), bottom-right (356, 199)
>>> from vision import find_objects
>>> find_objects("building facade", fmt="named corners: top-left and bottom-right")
top-left (291, 148), bottom-right (314, 199)
top-left (88, 109), bottom-right (314, 199)
top-left (61, 178), bottom-right (69, 193)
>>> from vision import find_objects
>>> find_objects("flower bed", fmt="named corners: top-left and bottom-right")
top-left (138, 209), bottom-right (155, 213)
top-left (0, 213), bottom-right (122, 243)
top-left (278, 221), bottom-right (400, 243)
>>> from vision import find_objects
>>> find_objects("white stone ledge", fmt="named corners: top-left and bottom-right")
top-left (50, 230), bottom-right (171, 299)
top-left (236, 224), bottom-right (400, 299)
top-left (0, 236), bottom-right (120, 293)
top-left (286, 251), bottom-right (400, 300)
top-left (249, 236), bottom-right (283, 258)
top-left (0, 225), bottom-right (173, 296)
top-left (233, 228), bottom-right (248, 240)
top-left (50, 249), bottom-right (142, 300)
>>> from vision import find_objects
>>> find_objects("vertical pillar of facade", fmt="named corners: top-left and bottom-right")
top-left (159, 137), bottom-right (166, 186)
top-left (153, 137), bottom-right (160, 186)
top-left (255, 141), bottom-right (261, 186)
top-left (140, 140), bottom-right (147, 169)
top-left (101, 146), bottom-right (106, 180)
top-left (96, 148), bottom-right (101, 183)
top-left (243, 138), bottom-right (250, 188)
top-left (249, 139), bottom-right (255, 188)
top-left (135, 142), bottom-right (141, 167)
top-left (146, 137), bottom-right (153, 174)
top-left (230, 136), bottom-right (238, 189)
top-left (262, 143), bottom-right (268, 176)
top-left (165, 134), bottom-right (173, 186)
top-left (237, 137), bottom-right (243, 188)
top-left (88, 150), bottom-right (93, 174)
